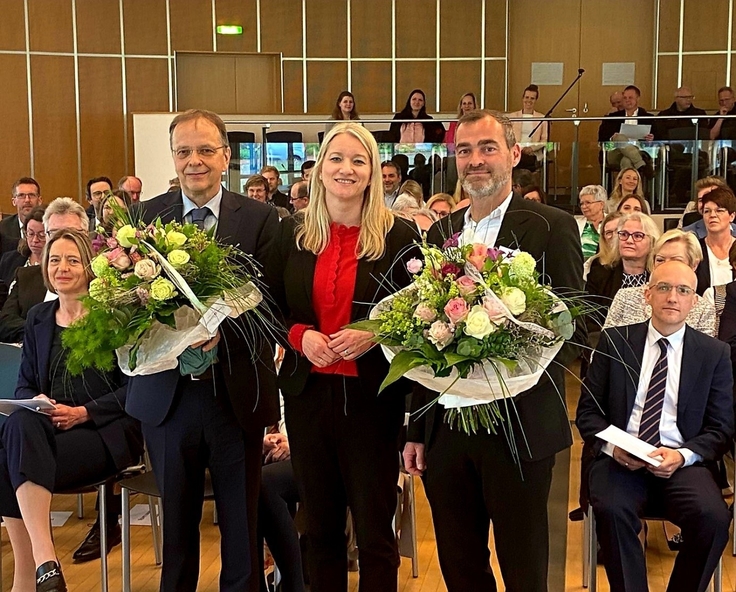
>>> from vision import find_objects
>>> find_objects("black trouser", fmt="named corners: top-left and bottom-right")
top-left (423, 419), bottom-right (555, 592)
top-left (285, 374), bottom-right (404, 592)
top-left (0, 409), bottom-right (116, 518)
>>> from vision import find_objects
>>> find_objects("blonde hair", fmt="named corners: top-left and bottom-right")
top-left (609, 167), bottom-right (645, 206)
top-left (398, 180), bottom-right (423, 206)
top-left (649, 229), bottom-right (703, 270)
top-left (606, 212), bottom-right (661, 268)
top-left (297, 123), bottom-right (394, 260)
top-left (42, 228), bottom-right (95, 294)
top-left (594, 211), bottom-right (625, 266)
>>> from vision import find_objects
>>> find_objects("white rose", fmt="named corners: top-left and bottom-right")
top-left (500, 287), bottom-right (526, 316)
top-left (463, 305), bottom-right (496, 340)
top-left (427, 320), bottom-right (454, 350)
top-left (134, 259), bottom-right (160, 280)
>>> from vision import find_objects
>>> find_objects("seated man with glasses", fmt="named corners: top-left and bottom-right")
top-left (288, 181), bottom-right (309, 212)
top-left (577, 260), bottom-right (733, 592)
top-left (1, 177), bottom-right (42, 255)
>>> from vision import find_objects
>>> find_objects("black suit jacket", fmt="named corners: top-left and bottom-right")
top-left (0, 251), bottom-right (28, 309)
top-left (695, 237), bottom-right (734, 296)
top-left (598, 108), bottom-right (655, 142)
top-left (576, 322), bottom-right (734, 463)
top-left (125, 189), bottom-right (281, 431)
top-left (0, 265), bottom-right (47, 343)
top-left (269, 190), bottom-right (291, 211)
top-left (267, 214), bottom-right (419, 399)
top-left (0, 215), bottom-right (21, 256)
top-left (407, 195), bottom-right (585, 461)
top-left (17, 300), bottom-right (143, 469)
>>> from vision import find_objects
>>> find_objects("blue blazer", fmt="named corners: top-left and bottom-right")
top-left (17, 300), bottom-right (143, 470)
top-left (576, 321), bottom-right (734, 463)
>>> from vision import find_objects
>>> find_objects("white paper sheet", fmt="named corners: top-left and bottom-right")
top-left (595, 424), bottom-right (662, 467)
top-left (0, 398), bottom-right (56, 417)
top-left (619, 124), bottom-right (651, 139)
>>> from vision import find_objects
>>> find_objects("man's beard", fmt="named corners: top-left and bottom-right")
top-left (460, 165), bottom-right (511, 200)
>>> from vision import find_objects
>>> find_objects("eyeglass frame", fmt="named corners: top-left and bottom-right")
top-left (649, 282), bottom-right (695, 296)
top-left (171, 145), bottom-right (228, 160)
top-left (617, 230), bottom-right (647, 242)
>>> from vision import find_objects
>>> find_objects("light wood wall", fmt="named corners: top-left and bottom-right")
top-left (1, 0), bottom-right (734, 212)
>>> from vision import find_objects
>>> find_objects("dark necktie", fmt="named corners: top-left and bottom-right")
top-left (638, 338), bottom-right (669, 446)
top-left (190, 207), bottom-right (210, 230)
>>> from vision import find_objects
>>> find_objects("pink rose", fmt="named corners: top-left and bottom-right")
top-left (427, 320), bottom-right (454, 350)
top-left (444, 297), bottom-right (469, 324)
top-left (467, 243), bottom-right (488, 271)
top-left (105, 247), bottom-right (132, 270)
top-left (406, 258), bottom-right (423, 274)
top-left (413, 303), bottom-right (437, 323)
top-left (456, 275), bottom-right (477, 297)
top-left (482, 296), bottom-right (508, 324)
top-left (105, 237), bottom-right (119, 249)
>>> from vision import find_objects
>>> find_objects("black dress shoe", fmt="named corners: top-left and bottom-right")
top-left (36, 560), bottom-right (66, 592)
top-left (72, 521), bottom-right (122, 563)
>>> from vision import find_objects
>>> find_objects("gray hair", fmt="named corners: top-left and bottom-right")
top-left (456, 109), bottom-right (517, 148)
top-left (43, 197), bottom-right (89, 232)
top-left (579, 185), bottom-right (607, 203)
top-left (391, 193), bottom-right (422, 214)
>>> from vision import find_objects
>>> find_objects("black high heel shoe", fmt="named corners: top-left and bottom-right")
top-left (35, 561), bottom-right (67, 592)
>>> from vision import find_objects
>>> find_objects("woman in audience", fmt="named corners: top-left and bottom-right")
top-left (695, 186), bottom-right (736, 294)
top-left (426, 193), bottom-right (456, 219)
top-left (391, 194), bottom-right (438, 233)
top-left (325, 90), bottom-right (360, 133)
top-left (616, 193), bottom-right (651, 215)
top-left (398, 179), bottom-right (424, 207)
top-left (98, 190), bottom-right (132, 235)
top-left (575, 185), bottom-right (606, 261)
top-left (0, 228), bottom-right (142, 592)
top-left (606, 167), bottom-right (644, 213)
top-left (267, 122), bottom-right (418, 591)
top-left (0, 206), bottom-right (46, 309)
top-left (452, 180), bottom-right (470, 211)
top-left (521, 185), bottom-right (546, 204)
top-left (508, 84), bottom-right (548, 170)
top-left (389, 89), bottom-right (445, 143)
top-left (445, 92), bottom-right (477, 147)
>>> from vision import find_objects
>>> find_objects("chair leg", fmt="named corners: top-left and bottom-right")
top-left (582, 511), bottom-right (590, 588)
top-left (77, 493), bottom-right (84, 519)
top-left (713, 556), bottom-right (722, 592)
top-left (99, 483), bottom-right (109, 592)
top-left (407, 474), bottom-right (419, 578)
top-left (122, 487), bottom-right (131, 592)
top-left (589, 511), bottom-right (597, 592)
top-left (149, 496), bottom-right (163, 565)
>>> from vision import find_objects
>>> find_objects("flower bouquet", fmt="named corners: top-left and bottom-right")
top-left (352, 234), bottom-right (581, 436)
top-left (63, 214), bottom-right (270, 376)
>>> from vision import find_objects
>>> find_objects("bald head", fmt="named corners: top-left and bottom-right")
top-left (644, 261), bottom-right (697, 335)
top-left (609, 91), bottom-right (624, 112)
top-left (674, 86), bottom-right (694, 112)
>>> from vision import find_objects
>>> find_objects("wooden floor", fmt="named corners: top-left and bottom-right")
top-left (2, 366), bottom-right (736, 591)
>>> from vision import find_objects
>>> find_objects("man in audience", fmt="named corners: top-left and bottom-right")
top-left (598, 85), bottom-right (655, 177)
top-left (608, 91), bottom-right (624, 114)
top-left (403, 109), bottom-right (584, 592)
top-left (1, 177), bottom-right (42, 254)
top-left (512, 168), bottom-right (535, 195)
top-left (409, 153), bottom-right (432, 199)
top-left (576, 261), bottom-right (733, 592)
top-left (118, 175), bottom-right (143, 203)
top-left (85, 176), bottom-right (113, 230)
top-left (300, 160), bottom-right (315, 183)
top-left (259, 165), bottom-right (290, 209)
top-left (709, 86), bottom-right (736, 140)
top-left (655, 86), bottom-right (707, 138)
top-left (288, 181), bottom-right (309, 212)
top-left (382, 160), bottom-right (402, 207)
top-left (245, 174), bottom-right (269, 203)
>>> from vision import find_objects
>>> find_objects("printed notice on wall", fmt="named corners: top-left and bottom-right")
top-left (531, 62), bottom-right (564, 86)
top-left (602, 62), bottom-right (635, 86)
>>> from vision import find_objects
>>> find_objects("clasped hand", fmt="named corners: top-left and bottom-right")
top-left (263, 433), bottom-right (290, 463)
top-left (301, 329), bottom-right (374, 368)
top-left (34, 394), bottom-right (89, 431)
top-left (613, 445), bottom-right (684, 479)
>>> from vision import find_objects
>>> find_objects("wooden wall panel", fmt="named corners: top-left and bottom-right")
top-left (30, 55), bottom-right (78, 200)
top-left (396, 62), bottom-right (436, 114)
top-left (351, 0), bottom-right (391, 58)
top-left (76, 0), bottom-right (121, 54)
top-left (440, 61), bottom-right (481, 112)
top-left (483, 60), bottom-right (506, 110)
top-left (681, 54), bottom-right (728, 112)
top-left (683, 0), bottom-right (729, 52)
top-left (440, 0), bottom-right (481, 58)
top-left (485, 0), bottom-right (507, 58)
top-left (0, 55), bottom-right (30, 214)
top-left (78, 57), bottom-right (126, 190)
top-left (656, 55), bottom-right (679, 111)
top-left (122, 0), bottom-right (168, 55)
top-left (261, 2), bottom-right (302, 57)
top-left (396, 0), bottom-right (435, 59)
top-left (176, 53), bottom-right (237, 113)
top-left (29, 0), bottom-right (73, 53)
top-left (234, 55), bottom-right (282, 113)
top-left (306, 1), bottom-right (346, 58)
top-left (170, 0), bottom-right (212, 53)
top-left (214, 0), bottom-right (258, 53)
top-left (283, 61), bottom-right (304, 114)
top-left (307, 62), bottom-right (347, 114)
top-left (657, 0), bottom-right (681, 53)
top-left (352, 61), bottom-right (392, 113)
top-left (0, 0), bottom-right (26, 51)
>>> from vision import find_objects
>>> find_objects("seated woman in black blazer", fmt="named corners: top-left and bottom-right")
top-left (0, 205), bottom-right (46, 309)
top-left (389, 88), bottom-right (445, 143)
top-left (268, 122), bottom-right (418, 591)
top-left (0, 228), bottom-right (142, 592)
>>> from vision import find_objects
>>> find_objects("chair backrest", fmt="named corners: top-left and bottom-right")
top-left (0, 344), bottom-right (21, 401)
top-left (371, 130), bottom-right (394, 143)
top-left (266, 131), bottom-right (303, 143)
top-left (227, 131), bottom-right (256, 144)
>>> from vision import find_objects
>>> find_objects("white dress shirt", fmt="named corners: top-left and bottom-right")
top-left (603, 321), bottom-right (701, 466)
top-left (459, 191), bottom-right (513, 249)
top-left (181, 186), bottom-right (223, 233)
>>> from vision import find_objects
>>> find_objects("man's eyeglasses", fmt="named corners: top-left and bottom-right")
top-left (651, 282), bottom-right (694, 296)
top-left (14, 193), bottom-right (38, 201)
top-left (172, 146), bottom-right (227, 160)
top-left (290, 196), bottom-right (308, 202)
top-left (617, 230), bottom-right (647, 242)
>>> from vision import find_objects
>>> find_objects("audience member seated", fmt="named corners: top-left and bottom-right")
top-left (577, 260), bottom-right (733, 592)
top-left (289, 181), bottom-right (310, 213)
top-left (452, 180), bottom-right (470, 211)
top-left (246, 174), bottom-right (269, 204)
top-left (326, 90), bottom-right (360, 133)
top-left (576, 185), bottom-right (607, 261)
top-left (85, 177), bottom-right (113, 231)
top-left (117, 175), bottom-right (143, 203)
top-left (604, 229), bottom-right (714, 336)
top-left (654, 87), bottom-right (708, 139)
top-left (391, 194), bottom-right (437, 233)
top-left (382, 160), bottom-right (403, 208)
top-left (445, 93), bottom-right (477, 147)
top-left (0, 228), bottom-right (143, 592)
top-left (408, 154), bottom-right (433, 198)
top-left (598, 85), bottom-right (655, 179)
top-left (606, 167), bottom-right (644, 213)
top-left (398, 180), bottom-right (424, 207)
top-left (521, 185), bottom-right (546, 203)
top-left (301, 160), bottom-right (316, 183)
top-left (1, 177), bottom-right (43, 256)
top-left (709, 86), bottom-right (736, 141)
top-left (426, 193), bottom-right (456, 219)
top-left (0, 198), bottom-right (89, 345)
top-left (98, 190), bottom-right (132, 236)
top-left (260, 165), bottom-right (291, 211)
top-left (508, 84), bottom-right (549, 171)
top-left (702, 242), bottom-right (736, 333)
top-left (681, 176), bottom-right (736, 238)
top-left (0, 206), bottom-right (45, 309)
top-left (608, 91), bottom-right (624, 114)
top-left (617, 193), bottom-right (651, 215)
top-left (389, 89), bottom-right (445, 143)
top-left (167, 177), bottom-right (181, 193)
top-left (511, 168), bottom-right (535, 194)
top-left (695, 187), bottom-right (736, 295)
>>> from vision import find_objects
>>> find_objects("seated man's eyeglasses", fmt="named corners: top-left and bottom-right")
top-left (172, 146), bottom-right (227, 160)
top-left (651, 282), bottom-right (694, 296)
top-left (14, 193), bottom-right (39, 201)
top-left (617, 230), bottom-right (646, 242)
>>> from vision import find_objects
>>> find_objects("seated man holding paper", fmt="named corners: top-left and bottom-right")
top-left (576, 260), bottom-right (733, 592)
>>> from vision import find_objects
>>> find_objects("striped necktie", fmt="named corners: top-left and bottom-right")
top-left (638, 338), bottom-right (669, 446)
top-left (190, 207), bottom-right (210, 230)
